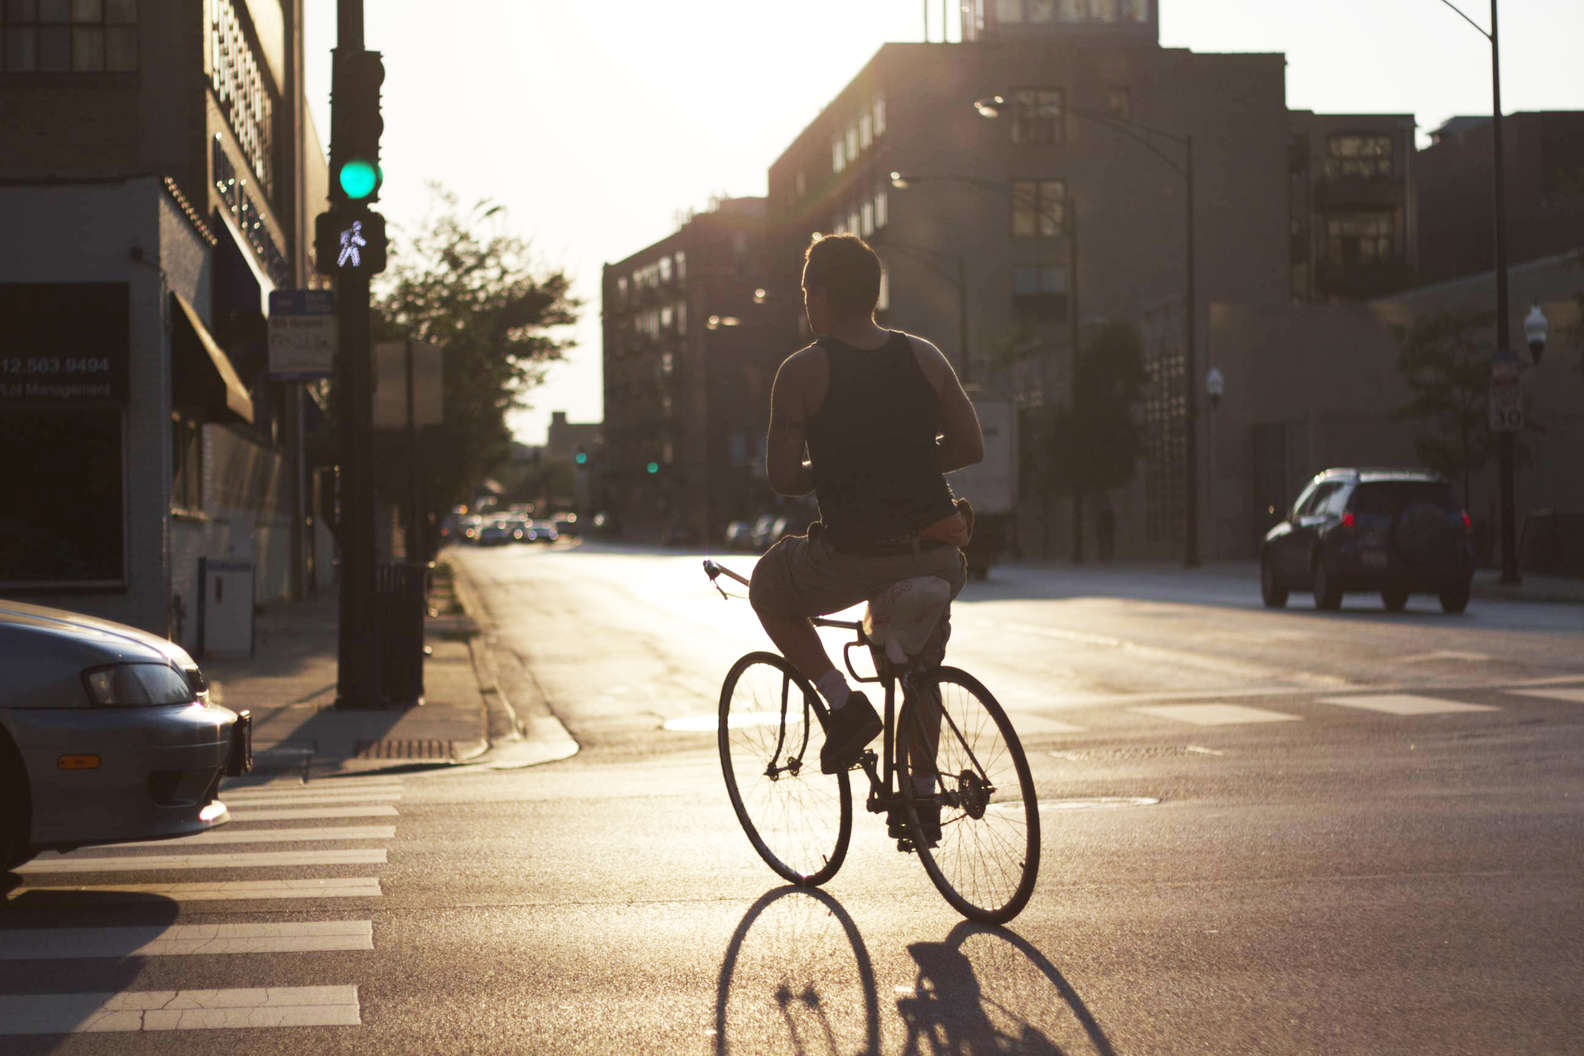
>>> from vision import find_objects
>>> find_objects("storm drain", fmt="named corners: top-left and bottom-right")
top-left (353, 739), bottom-right (455, 760)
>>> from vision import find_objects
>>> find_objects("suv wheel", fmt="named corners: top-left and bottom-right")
top-left (1381, 586), bottom-right (1408, 612)
top-left (1260, 555), bottom-right (1288, 608)
top-left (1439, 581), bottom-right (1471, 614)
top-left (1312, 557), bottom-right (1342, 611)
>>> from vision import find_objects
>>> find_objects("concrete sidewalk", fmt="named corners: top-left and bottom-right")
top-left (202, 561), bottom-right (576, 780)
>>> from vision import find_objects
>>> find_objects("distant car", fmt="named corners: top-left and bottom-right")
top-left (1260, 468), bottom-right (1475, 613)
top-left (553, 516), bottom-right (580, 538)
top-left (478, 519), bottom-right (515, 546)
top-left (526, 519), bottom-right (558, 543)
top-left (0, 601), bottom-right (251, 869)
top-left (724, 520), bottom-right (754, 551)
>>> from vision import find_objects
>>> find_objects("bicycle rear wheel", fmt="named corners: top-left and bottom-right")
top-left (718, 652), bottom-right (852, 886)
top-left (898, 666), bottom-right (1040, 923)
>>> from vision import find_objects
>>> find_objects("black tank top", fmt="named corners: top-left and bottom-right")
top-left (805, 331), bottom-right (957, 551)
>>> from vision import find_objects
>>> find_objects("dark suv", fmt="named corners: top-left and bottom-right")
top-left (1260, 468), bottom-right (1475, 613)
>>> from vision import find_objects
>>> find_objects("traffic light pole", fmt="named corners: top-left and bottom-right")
top-left (333, 0), bottom-right (378, 706)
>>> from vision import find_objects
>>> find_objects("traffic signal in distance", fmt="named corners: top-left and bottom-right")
top-left (315, 206), bottom-right (387, 276)
top-left (330, 48), bottom-right (385, 203)
top-left (575, 449), bottom-right (588, 465)
top-left (646, 461), bottom-right (660, 475)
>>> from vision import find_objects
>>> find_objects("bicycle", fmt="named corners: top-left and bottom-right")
top-left (703, 559), bottom-right (1041, 924)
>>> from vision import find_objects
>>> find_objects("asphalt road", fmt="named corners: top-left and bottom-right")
top-left (4, 541), bottom-right (1581, 1054)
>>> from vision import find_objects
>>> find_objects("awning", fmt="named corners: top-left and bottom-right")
top-left (170, 291), bottom-right (254, 424)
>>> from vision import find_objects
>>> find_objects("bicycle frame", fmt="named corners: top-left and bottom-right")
top-left (703, 559), bottom-right (937, 838)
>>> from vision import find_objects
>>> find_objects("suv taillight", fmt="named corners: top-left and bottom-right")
top-left (1341, 512), bottom-right (1356, 530)
top-left (1461, 511), bottom-right (1472, 534)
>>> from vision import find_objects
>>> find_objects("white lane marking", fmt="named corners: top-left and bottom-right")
top-left (1317, 694), bottom-right (1498, 716)
top-left (1007, 713), bottom-right (1085, 736)
top-left (220, 781), bottom-right (403, 797)
top-left (230, 805), bottom-right (400, 821)
top-left (216, 792), bottom-right (401, 808)
top-left (1131, 703), bottom-right (1300, 726)
top-left (98, 826), bottom-right (396, 850)
top-left (5, 878), bottom-right (381, 903)
top-left (663, 711), bottom-right (805, 733)
top-left (16, 849), bottom-right (387, 874)
top-left (0, 985), bottom-right (361, 1033)
top-left (1185, 745), bottom-right (1225, 756)
top-left (0, 921), bottom-right (373, 959)
top-left (1401, 650), bottom-right (1493, 663)
top-left (1507, 687), bottom-right (1584, 704)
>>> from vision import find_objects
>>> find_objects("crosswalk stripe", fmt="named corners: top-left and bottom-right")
top-left (1317, 694), bottom-right (1498, 716)
top-left (0, 921), bottom-right (373, 959)
top-left (1507, 687), bottom-right (1584, 704)
top-left (217, 792), bottom-right (401, 807)
top-left (0, 985), bottom-right (361, 1034)
top-left (16, 849), bottom-right (387, 874)
top-left (5, 877), bottom-right (382, 903)
top-left (1131, 703), bottom-right (1300, 726)
top-left (221, 781), bottom-right (404, 798)
top-left (79, 826), bottom-right (396, 850)
top-left (230, 805), bottom-right (400, 821)
top-left (1008, 713), bottom-right (1086, 735)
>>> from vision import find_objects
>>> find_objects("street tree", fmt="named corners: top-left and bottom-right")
top-left (371, 185), bottom-right (579, 550)
top-left (1046, 320), bottom-right (1146, 561)
top-left (1392, 311), bottom-right (1495, 508)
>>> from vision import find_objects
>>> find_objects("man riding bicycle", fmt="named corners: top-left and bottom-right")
top-left (748, 234), bottom-right (984, 777)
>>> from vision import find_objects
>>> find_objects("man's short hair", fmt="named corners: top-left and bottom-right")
top-left (803, 234), bottom-right (882, 319)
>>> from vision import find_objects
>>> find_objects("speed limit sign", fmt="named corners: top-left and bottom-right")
top-left (1490, 381), bottom-right (1523, 432)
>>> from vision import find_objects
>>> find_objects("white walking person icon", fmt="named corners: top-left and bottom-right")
top-left (338, 220), bottom-right (366, 268)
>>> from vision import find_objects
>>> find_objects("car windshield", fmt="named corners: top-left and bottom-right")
top-left (1348, 481), bottom-right (1458, 515)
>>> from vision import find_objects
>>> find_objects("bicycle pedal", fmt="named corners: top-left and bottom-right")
top-left (895, 837), bottom-right (916, 854)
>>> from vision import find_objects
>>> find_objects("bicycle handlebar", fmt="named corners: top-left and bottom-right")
top-left (702, 559), bottom-right (750, 588)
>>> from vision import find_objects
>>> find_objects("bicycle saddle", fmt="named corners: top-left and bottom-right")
top-left (863, 576), bottom-right (952, 666)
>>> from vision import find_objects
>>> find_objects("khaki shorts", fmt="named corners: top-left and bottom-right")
top-left (749, 525), bottom-right (967, 623)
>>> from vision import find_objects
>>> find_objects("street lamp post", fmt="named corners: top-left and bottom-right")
top-left (1436, 0), bottom-right (1519, 581)
top-left (975, 96), bottom-right (1199, 566)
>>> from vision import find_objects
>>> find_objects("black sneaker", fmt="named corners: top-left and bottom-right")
top-left (819, 692), bottom-right (882, 774)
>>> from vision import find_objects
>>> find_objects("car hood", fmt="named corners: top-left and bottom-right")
top-left (0, 599), bottom-right (197, 670)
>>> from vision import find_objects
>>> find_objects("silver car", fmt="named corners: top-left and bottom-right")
top-left (0, 600), bottom-right (251, 869)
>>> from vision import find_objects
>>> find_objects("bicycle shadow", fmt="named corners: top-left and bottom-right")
top-left (714, 885), bottom-right (1117, 1055)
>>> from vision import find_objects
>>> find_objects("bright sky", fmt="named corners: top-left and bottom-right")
top-left (304, 0), bottom-right (1584, 445)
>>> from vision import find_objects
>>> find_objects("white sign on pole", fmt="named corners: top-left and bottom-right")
top-left (374, 340), bottom-right (444, 429)
top-left (267, 290), bottom-right (336, 380)
top-left (1489, 380), bottom-right (1523, 432)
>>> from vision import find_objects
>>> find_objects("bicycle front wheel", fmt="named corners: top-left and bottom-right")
top-left (718, 652), bottom-right (852, 886)
top-left (899, 666), bottom-right (1040, 923)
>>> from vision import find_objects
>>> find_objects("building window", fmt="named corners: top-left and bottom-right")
top-left (845, 123), bottom-right (859, 162)
top-left (1091, 0), bottom-right (1119, 20)
top-left (1028, 0), bottom-right (1054, 21)
top-left (1013, 266), bottom-right (1068, 320)
top-left (0, 0), bottom-right (137, 72)
top-left (1010, 88), bottom-right (1063, 145)
top-left (873, 96), bottom-right (886, 137)
top-left (995, 0), bottom-right (1024, 21)
top-left (876, 269), bottom-right (890, 312)
top-left (660, 352), bottom-right (674, 376)
top-left (209, 0), bottom-right (273, 196)
top-left (658, 255), bottom-right (672, 283)
top-left (674, 251), bottom-right (686, 280)
top-left (659, 305), bottom-right (673, 331)
top-left (1122, 0), bottom-right (1149, 21)
top-left (616, 276), bottom-right (629, 304)
top-left (861, 200), bottom-right (875, 236)
top-left (795, 171), bottom-right (806, 198)
top-left (675, 301), bottom-right (687, 334)
top-left (1323, 133), bottom-right (1394, 180)
top-left (874, 185), bottom-right (888, 228)
top-left (1325, 212), bottom-right (1396, 265)
top-left (172, 414), bottom-right (202, 513)
top-left (832, 134), bottom-right (846, 174)
top-left (1011, 178), bottom-right (1065, 237)
top-left (859, 111), bottom-right (873, 149)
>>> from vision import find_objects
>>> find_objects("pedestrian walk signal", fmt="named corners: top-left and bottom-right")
top-left (315, 207), bottom-right (387, 276)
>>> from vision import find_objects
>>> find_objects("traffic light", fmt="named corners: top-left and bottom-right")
top-left (330, 48), bottom-right (385, 203)
top-left (646, 461), bottom-right (660, 475)
top-left (315, 206), bottom-right (386, 276)
top-left (575, 448), bottom-right (588, 466)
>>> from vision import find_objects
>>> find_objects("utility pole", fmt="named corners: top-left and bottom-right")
top-left (317, 0), bottom-right (388, 706)
top-left (1489, 0), bottom-right (1520, 584)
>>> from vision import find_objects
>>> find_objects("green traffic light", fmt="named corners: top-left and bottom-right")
top-left (339, 159), bottom-right (380, 200)
top-left (646, 461), bottom-right (659, 475)
top-left (575, 452), bottom-right (588, 465)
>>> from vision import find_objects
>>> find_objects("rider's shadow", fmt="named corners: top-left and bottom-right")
top-left (714, 886), bottom-right (1116, 1056)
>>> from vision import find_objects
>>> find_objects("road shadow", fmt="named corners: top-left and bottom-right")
top-left (714, 885), bottom-right (1117, 1055)
top-left (0, 880), bottom-right (181, 1048)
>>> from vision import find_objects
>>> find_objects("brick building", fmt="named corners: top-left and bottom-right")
top-left (763, 1), bottom-right (1291, 559)
top-left (0, 0), bottom-right (327, 650)
top-left (601, 197), bottom-right (773, 544)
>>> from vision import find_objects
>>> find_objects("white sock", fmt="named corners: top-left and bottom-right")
top-left (815, 668), bottom-right (852, 710)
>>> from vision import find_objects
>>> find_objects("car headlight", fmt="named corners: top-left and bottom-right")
top-left (82, 662), bottom-right (197, 706)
